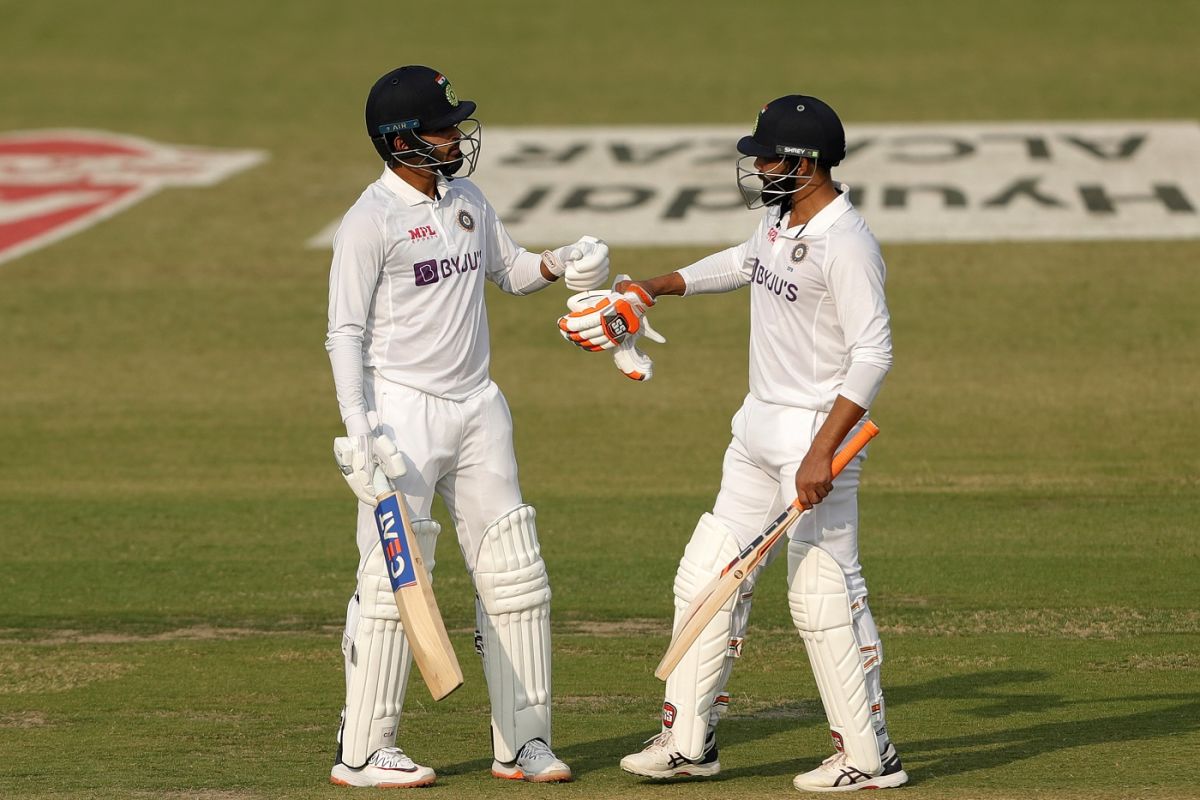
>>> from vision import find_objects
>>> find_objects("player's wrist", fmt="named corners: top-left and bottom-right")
top-left (541, 249), bottom-right (567, 278)
top-left (345, 412), bottom-right (372, 437)
top-left (645, 273), bottom-right (686, 298)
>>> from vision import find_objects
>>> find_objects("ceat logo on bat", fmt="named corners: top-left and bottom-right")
top-left (0, 129), bottom-right (266, 266)
top-left (374, 495), bottom-right (419, 590)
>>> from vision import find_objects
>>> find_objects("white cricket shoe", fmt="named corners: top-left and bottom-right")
top-left (792, 741), bottom-right (908, 792)
top-left (620, 730), bottom-right (720, 779)
top-left (491, 738), bottom-right (572, 783)
top-left (330, 747), bottom-right (436, 788)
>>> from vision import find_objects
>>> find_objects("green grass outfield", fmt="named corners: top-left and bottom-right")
top-left (1, 1), bottom-right (1198, 797)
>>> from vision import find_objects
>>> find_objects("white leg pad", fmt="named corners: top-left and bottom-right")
top-left (787, 541), bottom-right (881, 775)
top-left (663, 513), bottom-right (757, 760)
top-left (473, 505), bottom-right (552, 763)
top-left (338, 518), bottom-right (440, 768)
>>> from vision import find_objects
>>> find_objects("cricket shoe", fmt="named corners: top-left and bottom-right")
top-left (330, 747), bottom-right (436, 788)
top-left (792, 741), bottom-right (908, 792)
top-left (620, 730), bottom-right (720, 779)
top-left (491, 738), bottom-right (572, 783)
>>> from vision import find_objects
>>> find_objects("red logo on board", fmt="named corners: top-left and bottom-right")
top-left (0, 130), bottom-right (265, 266)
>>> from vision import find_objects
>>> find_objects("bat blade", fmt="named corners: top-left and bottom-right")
top-left (375, 492), bottom-right (464, 700)
top-left (654, 421), bottom-right (880, 681)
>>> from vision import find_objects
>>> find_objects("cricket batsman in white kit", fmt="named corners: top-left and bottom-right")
top-left (325, 65), bottom-right (609, 788)
top-left (560, 95), bottom-right (908, 792)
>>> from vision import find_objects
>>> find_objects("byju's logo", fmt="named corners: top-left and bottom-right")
top-left (414, 259), bottom-right (440, 286)
top-left (0, 129), bottom-right (265, 266)
top-left (412, 250), bottom-right (483, 287)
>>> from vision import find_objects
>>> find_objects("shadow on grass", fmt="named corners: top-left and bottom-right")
top-left (435, 669), bottom-right (1200, 785)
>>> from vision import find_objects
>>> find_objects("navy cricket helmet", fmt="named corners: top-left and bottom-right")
top-left (737, 95), bottom-right (846, 167)
top-left (365, 66), bottom-right (480, 174)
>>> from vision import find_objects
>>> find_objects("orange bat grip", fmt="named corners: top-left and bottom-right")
top-left (789, 419), bottom-right (880, 513)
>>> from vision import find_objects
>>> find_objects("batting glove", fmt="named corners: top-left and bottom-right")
top-left (333, 431), bottom-right (407, 505)
top-left (562, 276), bottom-right (666, 380)
top-left (557, 281), bottom-right (655, 351)
top-left (543, 235), bottom-right (610, 290)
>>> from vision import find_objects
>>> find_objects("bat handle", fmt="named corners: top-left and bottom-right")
top-left (372, 466), bottom-right (393, 502)
top-left (791, 420), bottom-right (881, 512)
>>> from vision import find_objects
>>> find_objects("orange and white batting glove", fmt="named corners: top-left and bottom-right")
top-left (557, 281), bottom-right (656, 351)
top-left (561, 277), bottom-right (666, 380)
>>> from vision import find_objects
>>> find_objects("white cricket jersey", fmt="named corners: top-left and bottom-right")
top-left (326, 168), bottom-right (547, 429)
top-left (679, 185), bottom-right (893, 411)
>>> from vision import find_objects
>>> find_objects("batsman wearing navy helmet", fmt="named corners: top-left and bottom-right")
top-left (561, 96), bottom-right (907, 791)
top-left (325, 65), bottom-right (609, 788)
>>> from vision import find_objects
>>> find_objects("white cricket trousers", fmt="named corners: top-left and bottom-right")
top-left (712, 393), bottom-right (872, 601)
top-left (353, 372), bottom-right (524, 575)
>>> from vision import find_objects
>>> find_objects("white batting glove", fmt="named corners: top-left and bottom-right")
top-left (543, 235), bottom-right (610, 290)
top-left (333, 431), bottom-right (407, 505)
top-left (557, 280), bottom-right (655, 351)
top-left (563, 275), bottom-right (666, 380)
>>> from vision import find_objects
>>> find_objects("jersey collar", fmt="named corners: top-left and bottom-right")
top-left (777, 182), bottom-right (853, 238)
top-left (379, 167), bottom-right (450, 206)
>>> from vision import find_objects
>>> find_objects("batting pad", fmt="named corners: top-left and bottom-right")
top-left (339, 518), bottom-right (440, 767)
top-left (787, 541), bottom-right (881, 775)
top-left (664, 513), bottom-right (756, 760)
top-left (473, 505), bottom-right (553, 762)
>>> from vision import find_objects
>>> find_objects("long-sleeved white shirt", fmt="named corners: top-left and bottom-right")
top-left (678, 185), bottom-right (893, 411)
top-left (325, 168), bottom-right (547, 433)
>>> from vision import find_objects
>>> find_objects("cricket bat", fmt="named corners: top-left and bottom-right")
top-left (654, 420), bottom-right (881, 681)
top-left (374, 484), bottom-right (464, 701)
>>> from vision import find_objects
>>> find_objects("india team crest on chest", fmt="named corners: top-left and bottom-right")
top-left (791, 242), bottom-right (808, 265)
top-left (456, 209), bottom-right (475, 232)
top-left (0, 129), bottom-right (265, 266)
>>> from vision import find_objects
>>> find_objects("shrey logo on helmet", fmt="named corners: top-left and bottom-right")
top-left (0, 130), bottom-right (265, 267)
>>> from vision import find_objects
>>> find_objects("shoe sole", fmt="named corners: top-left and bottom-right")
top-left (330, 775), bottom-right (437, 789)
top-left (330, 767), bottom-right (437, 789)
top-left (491, 767), bottom-right (572, 783)
top-left (793, 769), bottom-right (909, 792)
top-left (619, 761), bottom-right (721, 780)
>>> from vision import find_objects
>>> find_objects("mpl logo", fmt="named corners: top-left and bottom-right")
top-left (0, 129), bottom-right (266, 266)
